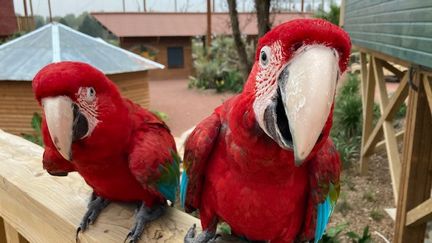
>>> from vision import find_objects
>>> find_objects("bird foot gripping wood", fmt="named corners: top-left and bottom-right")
top-left (76, 194), bottom-right (110, 242)
top-left (184, 224), bottom-right (219, 243)
top-left (124, 203), bottom-right (166, 243)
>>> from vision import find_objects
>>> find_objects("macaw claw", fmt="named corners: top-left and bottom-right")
top-left (184, 224), bottom-right (219, 243)
top-left (75, 194), bottom-right (110, 242)
top-left (124, 203), bottom-right (166, 243)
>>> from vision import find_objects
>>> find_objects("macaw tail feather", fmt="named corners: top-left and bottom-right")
top-left (180, 170), bottom-right (188, 208)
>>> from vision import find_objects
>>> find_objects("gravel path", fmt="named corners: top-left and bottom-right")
top-left (148, 79), bottom-right (234, 137)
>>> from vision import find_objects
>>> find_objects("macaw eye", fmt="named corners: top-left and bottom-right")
top-left (85, 87), bottom-right (96, 102)
top-left (259, 46), bottom-right (271, 68)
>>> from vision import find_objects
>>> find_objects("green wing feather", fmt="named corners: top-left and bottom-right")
top-left (156, 150), bottom-right (181, 202)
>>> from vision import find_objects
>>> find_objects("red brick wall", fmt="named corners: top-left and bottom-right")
top-left (120, 36), bottom-right (193, 81)
top-left (0, 0), bottom-right (18, 38)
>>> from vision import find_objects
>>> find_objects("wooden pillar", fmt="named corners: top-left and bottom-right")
top-left (0, 218), bottom-right (6, 243)
top-left (206, 0), bottom-right (212, 49)
top-left (394, 72), bottom-right (432, 242)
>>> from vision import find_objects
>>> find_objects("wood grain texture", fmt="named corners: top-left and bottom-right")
top-left (394, 72), bottom-right (432, 243)
top-left (344, 0), bottom-right (432, 68)
top-left (0, 129), bottom-right (200, 243)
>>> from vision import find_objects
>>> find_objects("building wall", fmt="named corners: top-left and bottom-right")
top-left (343, 0), bottom-right (432, 69)
top-left (120, 36), bottom-right (193, 80)
top-left (0, 0), bottom-right (18, 39)
top-left (0, 72), bottom-right (149, 136)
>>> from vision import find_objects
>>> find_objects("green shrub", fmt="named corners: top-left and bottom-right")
top-left (331, 74), bottom-right (363, 167)
top-left (189, 36), bottom-right (254, 93)
top-left (320, 225), bottom-right (372, 243)
top-left (22, 112), bottom-right (43, 146)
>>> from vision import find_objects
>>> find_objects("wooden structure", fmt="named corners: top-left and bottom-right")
top-left (0, 23), bottom-right (162, 136)
top-left (92, 12), bottom-right (311, 80)
top-left (0, 0), bottom-right (18, 40)
top-left (343, 1), bottom-right (432, 242)
top-left (0, 129), bottom-right (200, 243)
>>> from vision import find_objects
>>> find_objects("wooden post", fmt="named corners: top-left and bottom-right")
top-left (394, 71), bottom-right (432, 242)
top-left (359, 53), bottom-right (376, 175)
top-left (47, 0), bottom-right (52, 23)
top-left (301, 0), bottom-right (304, 12)
top-left (339, 0), bottom-right (345, 27)
top-left (206, 0), bottom-right (212, 50)
top-left (143, 0), bottom-right (146, 12)
top-left (0, 218), bottom-right (6, 243)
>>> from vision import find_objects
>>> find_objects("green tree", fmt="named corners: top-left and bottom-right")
top-left (34, 15), bottom-right (45, 28)
top-left (78, 14), bottom-right (103, 37)
top-left (315, 4), bottom-right (340, 25)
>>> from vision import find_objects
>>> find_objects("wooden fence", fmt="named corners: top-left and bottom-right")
top-left (0, 129), bottom-right (199, 243)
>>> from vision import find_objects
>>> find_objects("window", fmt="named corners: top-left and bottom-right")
top-left (167, 47), bottom-right (184, 68)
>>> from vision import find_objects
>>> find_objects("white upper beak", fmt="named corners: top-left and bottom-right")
top-left (42, 96), bottom-right (74, 161)
top-left (282, 45), bottom-right (339, 163)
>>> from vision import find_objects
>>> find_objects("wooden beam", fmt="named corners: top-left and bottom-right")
top-left (394, 72), bottom-right (432, 243)
top-left (362, 72), bottom-right (409, 157)
top-left (406, 198), bottom-right (432, 226)
top-left (0, 218), bottom-right (6, 243)
top-left (0, 130), bottom-right (201, 243)
top-left (373, 57), bottom-right (401, 201)
top-left (360, 52), bottom-right (376, 174)
top-left (354, 45), bottom-right (411, 68)
top-left (3, 221), bottom-right (27, 243)
top-left (423, 76), bottom-right (432, 116)
top-left (375, 130), bottom-right (404, 152)
top-left (382, 60), bottom-right (404, 79)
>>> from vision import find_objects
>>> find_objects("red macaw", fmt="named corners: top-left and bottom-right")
top-left (181, 19), bottom-right (351, 243)
top-left (32, 62), bottom-right (180, 243)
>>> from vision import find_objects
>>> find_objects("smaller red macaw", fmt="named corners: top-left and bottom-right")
top-left (181, 19), bottom-right (351, 243)
top-left (33, 62), bottom-right (180, 242)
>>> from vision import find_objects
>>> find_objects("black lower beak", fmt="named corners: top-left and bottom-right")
top-left (48, 171), bottom-right (69, 177)
top-left (72, 104), bottom-right (89, 142)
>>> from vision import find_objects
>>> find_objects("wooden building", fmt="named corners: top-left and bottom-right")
top-left (92, 12), bottom-right (311, 80)
top-left (0, 23), bottom-right (162, 135)
top-left (342, 1), bottom-right (432, 242)
top-left (0, 0), bottom-right (18, 40)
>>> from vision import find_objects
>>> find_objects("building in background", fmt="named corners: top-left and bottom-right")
top-left (92, 12), bottom-right (311, 80)
top-left (0, 0), bottom-right (18, 40)
top-left (0, 22), bottom-right (162, 135)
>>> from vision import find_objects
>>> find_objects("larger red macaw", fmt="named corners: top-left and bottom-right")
top-left (181, 19), bottom-right (351, 243)
top-left (33, 62), bottom-right (180, 243)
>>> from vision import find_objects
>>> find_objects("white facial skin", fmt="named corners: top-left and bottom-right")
top-left (253, 43), bottom-right (340, 164)
top-left (42, 86), bottom-right (99, 161)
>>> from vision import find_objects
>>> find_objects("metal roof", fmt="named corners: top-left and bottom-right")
top-left (92, 12), bottom-right (312, 37)
top-left (0, 22), bottom-right (164, 81)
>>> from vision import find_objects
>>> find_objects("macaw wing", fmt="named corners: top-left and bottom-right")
top-left (128, 122), bottom-right (179, 203)
top-left (180, 112), bottom-right (221, 212)
top-left (300, 139), bottom-right (341, 242)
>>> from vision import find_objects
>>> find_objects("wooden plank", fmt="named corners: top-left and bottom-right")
top-left (345, 7), bottom-right (432, 25)
top-left (355, 46), bottom-right (411, 67)
top-left (349, 31), bottom-right (432, 55)
top-left (0, 130), bottom-right (202, 243)
top-left (382, 61), bottom-right (404, 79)
top-left (3, 221), bottom-right (27, 243)
top-left (394, 72), bottom-right (432, 243)
top-left (373, 57), bottom-right (401, 200)
top-left (375, 130), bottom-right (404, 152)
top-left (345, 23), bottom-right (432, 40)
top-left (360, 52), bottom-right (376, 174)
top-left (0, 218), bottom-right (6, 243)
top-left (423, 76), bottom-right (432, 116)
top-left (345, 0), bottom-right (432, 19)
top-left (406, 198), bottom-right (432, 226)
top-left (362, 72), bottom-right (409, 156)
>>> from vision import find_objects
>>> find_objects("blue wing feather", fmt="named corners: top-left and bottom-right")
top-left (180, 170), bottom-right (188, 208)
top-left (314, 183), bottom-right (338, 243)
top-left (155, 150), bottom-right (180, 202)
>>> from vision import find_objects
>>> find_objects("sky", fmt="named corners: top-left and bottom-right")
top-left (13, 0), bottom-right (340, 17)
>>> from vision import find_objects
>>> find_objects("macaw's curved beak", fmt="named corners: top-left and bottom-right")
top-left (42, 96), bottom-right (89, 161)
top-left (267, 45), bottom-right (339, 165)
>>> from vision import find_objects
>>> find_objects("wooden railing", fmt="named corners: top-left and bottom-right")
top-left (0, 129), bottom-right (199, 243)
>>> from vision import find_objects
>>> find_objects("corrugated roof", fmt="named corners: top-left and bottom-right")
top-left (92, 12), bottom-right (312, 37)
top-left (0, 22), bottom-right (163, 81)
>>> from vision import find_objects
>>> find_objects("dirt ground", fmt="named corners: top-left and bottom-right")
top-left (329, 151), bottom-right (395, 242)
top-left (148, 79), bottom-right (234, 136)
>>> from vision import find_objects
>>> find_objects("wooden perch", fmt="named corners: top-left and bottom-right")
top-left (0, 129), bottom-right (205, 243)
